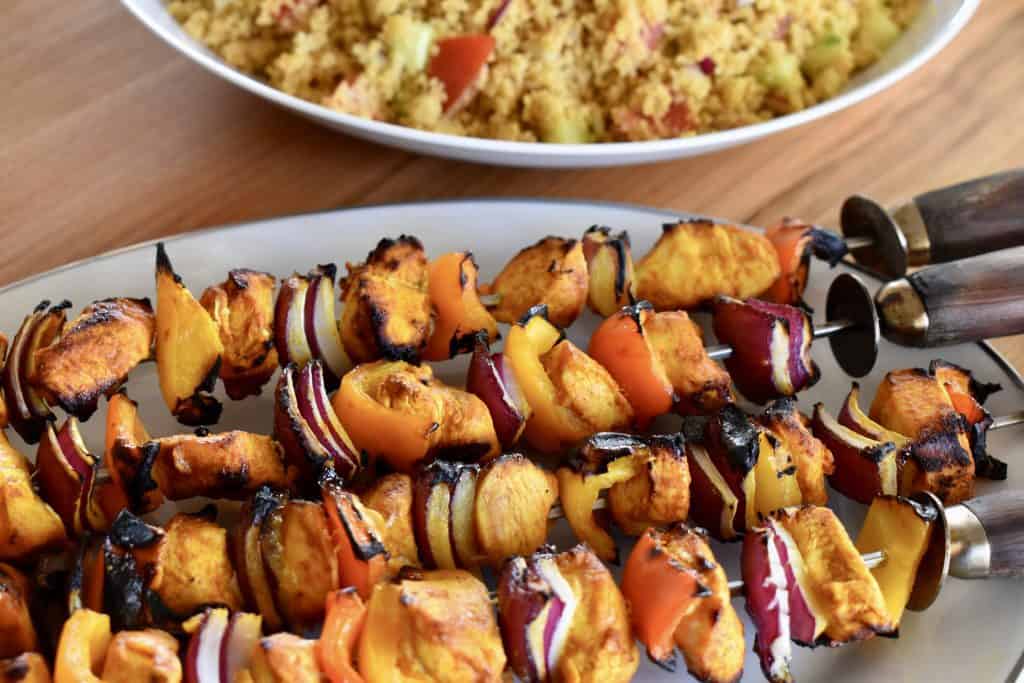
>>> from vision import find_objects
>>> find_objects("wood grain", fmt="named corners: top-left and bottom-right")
top-left (1, 0), bottom-right (1022, 369)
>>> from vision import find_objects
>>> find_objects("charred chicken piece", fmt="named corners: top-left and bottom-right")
top-left (474, 454), bottom-right (558, 567)
top-left (581, 227), bottom-right (635, 317)
top-left (0, 430), bottom-right (65, 560)
top-left (636, 220), bottom-right (781, 310)
top-left (30, 298), bottom-right (154, 421)
top-left (742, 505), bottom-right (892, 682)
top-left (155, 244), bottom-right (224, 426)
top-left (644, 309), bottom-right (733, 415)
top-left (588, 303), bottom-right (732, 429)
top-left (582, 433), bottom-right (690, 537)
top-left (760, 398), bottom-right (834, 506)
top-left (0, 563), bottom-right (37, 658)
top-left (539, 337), bottom-right (636, 449)
top-left (929, 359), bottom-right (1006, 480)
top-left (685, 406), bottom-right (802, 541)
top-left (274, 361), bottom-right (360, 487)
top-left (498, 545), bottom-right (638, 683)
top-left (870, 368), bottom-right (975, 504)
top-left (101, 628), bottom-right (181, 683)
top-left (334, 360), bottom-right (499, 472)
top-left (3, 301), bottom-right (69, 443)
top-left (504, 307), bottom-right (632, 454)
top-left (361, 569), bottom-right (506, 682)
top-left (133, 430), bottom-right (295, 503)
top-left (361, 473), bottom-right (419, 575)
top-left (623, 525), bottom-right (745, 683)
top-left (340, 236), bottom-right (431, 364)
top-left (249, 633), bottom-right (322, 682)
top-left (200, 269), bottom-right (278, 400)
top-left (486, 236), bottom-right (588, 328)
top-left (0, 653), bottom-right (50, 683)
top-left (260, 499), bottom-right (340, 634)
top-left (124, 511), bottom-right (244, 626)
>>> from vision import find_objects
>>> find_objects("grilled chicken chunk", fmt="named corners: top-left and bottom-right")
top-left (32, 298), bottom-right (154, 420)
top-left (101, 629), bottom-right (182, 683)
top-left (340, 236), bottom-right (431, 364)
top-left (200, 269), bottom-right (278, 400)
top-left (360, 569), bottom-right (506, 682)
top-left (636, 220), bottom-right (781, 310)
top-left (0, 431), bottom-right (65, 560)
top-left (486, 236), bottom-right (589, 328)
top-left (143, 430), bottom-right (295, 502)
top-left (870, 368), bottom-right (974, 504)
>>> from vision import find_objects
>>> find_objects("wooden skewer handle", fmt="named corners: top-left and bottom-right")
top-left (894, 246), bottom-right (1024, 346)
top-left (915, 169), bottom-right (1024, 263)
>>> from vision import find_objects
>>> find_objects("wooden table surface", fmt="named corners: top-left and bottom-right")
top-left (2, 0), bottom-right (1022, 369)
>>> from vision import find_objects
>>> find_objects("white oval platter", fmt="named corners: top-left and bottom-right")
top-left (3, 199), bottom-right (1022, 680)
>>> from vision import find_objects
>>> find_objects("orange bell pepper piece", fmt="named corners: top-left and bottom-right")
top-left (53, 609), bottom-right (111, 683)
top-left (588, 303), bottom-right (673, 429)
top-left (423, 253), bottom-right (498, 362)
top-left (322, 476), bottom-right (389, 600)
top-left (621, 529), bottom-right (698, 665)
top-left (104, 392), bottom-right (161, 513)
top-left (316, 589), bottom-right (367, 683)
top-left (333, 361), bottom-right (437, 471)
top-left (763, 220), bottom-right (813, 305)
top-left (504, 309), bottom-right (590, 453)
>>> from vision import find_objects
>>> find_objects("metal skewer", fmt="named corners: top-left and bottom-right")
top-left (705, 318), bottom-right (856, 362)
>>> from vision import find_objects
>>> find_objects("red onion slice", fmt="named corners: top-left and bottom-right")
top-left (185, 608), bottom-right (229, 683)
top-left (712, 296), bottom-right (819, 404)
top-left (219, 612), bottom-right (262, 683)
top-left (307, 362), bottom-right (360, 475)
top-left (466, 337), bottom-right (527, 448)
top-left (747, 299), bottom-right (819, 395)
top-left (486, 0), bottom-right (512, 30)
top-left (304, 268), bottom-right (350, 389)
top-left (742, 526), bottom-right (792, 683)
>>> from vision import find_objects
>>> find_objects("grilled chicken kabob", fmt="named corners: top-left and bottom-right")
top-left (6, 491), bottom-right (932, 683)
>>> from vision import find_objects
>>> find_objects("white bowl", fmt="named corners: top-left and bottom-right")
top-left (122, 0), bottom-right (977, 167)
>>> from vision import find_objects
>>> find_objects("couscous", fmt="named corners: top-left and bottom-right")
top-left (169, 0), bottom-right (921, 142)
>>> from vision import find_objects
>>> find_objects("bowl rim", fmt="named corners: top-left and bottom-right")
top-left (121, 0), bottom-right (979, 161)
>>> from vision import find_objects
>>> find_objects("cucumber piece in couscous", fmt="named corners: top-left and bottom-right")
top-left (383, 16), bottom-right (434, 73)
top-left (803, 34), bottom-right (848, 77)
top-left (855, 1), bottom-right (903, 62)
